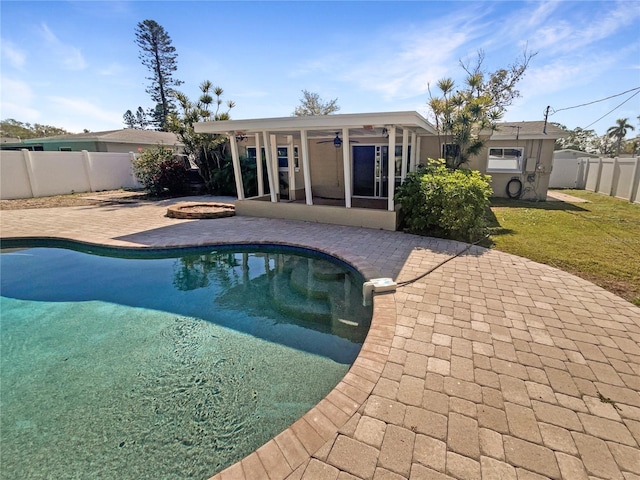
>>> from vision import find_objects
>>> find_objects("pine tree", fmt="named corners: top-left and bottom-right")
top-left (134, 19), bottom-right (183, 130)
top-left (123, 110), bottom-right (136, 128)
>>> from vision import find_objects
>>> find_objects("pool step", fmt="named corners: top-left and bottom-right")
top-left (270, 273), bottom-right (333, 323)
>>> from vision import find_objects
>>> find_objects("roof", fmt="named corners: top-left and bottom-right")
top-left (491, 121), bottom-right (568, 140)
top-left (21, 129), bottom-right (182, 145)
top-left (194, 112), bottom-right (567, 141)
top-left (194, 111), bottom-right (437, 138)
top-left (554, 149), bottom-right (600, 157)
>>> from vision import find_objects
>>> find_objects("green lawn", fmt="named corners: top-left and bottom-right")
top-left (485, 190), bottom-right (640, 306)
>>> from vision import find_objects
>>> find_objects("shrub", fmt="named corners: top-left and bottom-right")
top-left (157, 158), bottom-right (190, 195)
top-left (395, 158), bottom-right (493, 242)
top-left (132, 145), bottom-right (188, 196)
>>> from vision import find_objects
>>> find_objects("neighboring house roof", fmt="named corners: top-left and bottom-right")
top-left (554, 149), bottom-right (600, 158)
top-left (21, 129), bottom-right (182, 146)
top-left (490, 121), bottom-right (567, 140)
top-left (195, 111), bottom-right (438, 138)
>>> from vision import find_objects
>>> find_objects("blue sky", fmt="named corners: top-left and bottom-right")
top-left (1, 1), bottom-right (639, 135)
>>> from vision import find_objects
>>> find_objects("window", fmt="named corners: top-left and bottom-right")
top-left (247, 146), bottom-right (297, 171)
top-left (487, 147), bottom-right (524, 172)
top-left (442, 143), bottom-right (460, 159)
top-left (59, 147), bottom-right (72, 151)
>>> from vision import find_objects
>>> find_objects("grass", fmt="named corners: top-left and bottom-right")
top-left (485, 189), bottom-right (640, 306)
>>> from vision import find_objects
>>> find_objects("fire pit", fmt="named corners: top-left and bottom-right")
top-left (166, 202), bottom-right (235, 219)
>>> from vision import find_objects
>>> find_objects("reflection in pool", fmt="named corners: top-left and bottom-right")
top-left (0, 243), bottom-right (372, 480)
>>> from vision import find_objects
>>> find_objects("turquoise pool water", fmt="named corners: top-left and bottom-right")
top-left (0, 243), bottom-right (371, 479)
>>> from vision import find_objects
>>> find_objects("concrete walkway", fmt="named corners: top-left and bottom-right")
top-left (1, 198), bottom-right (639, 480)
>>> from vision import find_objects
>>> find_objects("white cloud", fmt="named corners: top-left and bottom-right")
top-left (45, 96), bottom-right (123, 131)
top-left (1, 39), bottom-right (26, 69)
top-left (290, 7), bottom-right (490, 102)
top-left (0, 77), bottom-right (41, 121)
top-left (511, 1), bottom-right (640, 56)
top-left (39, 23), bottom-right (87, 71)
top-left (98, 62), bottom-right (125, 76)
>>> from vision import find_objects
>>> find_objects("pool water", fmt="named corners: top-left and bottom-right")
top-left (0, 244), bottom-right (371, 480)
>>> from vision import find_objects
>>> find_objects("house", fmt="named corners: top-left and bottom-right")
top-left (0, 129), bottom-right (183, 153)
top-left (194, 111), bottom-right (566, 231)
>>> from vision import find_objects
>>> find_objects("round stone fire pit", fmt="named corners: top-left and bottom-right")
top-left (166, 202), bottom-right (235, 219)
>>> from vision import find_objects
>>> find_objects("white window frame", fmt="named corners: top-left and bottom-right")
top-left (247, 146), bottom-right (298, 172)
top-left (487, 147), bottom-right (525, 173)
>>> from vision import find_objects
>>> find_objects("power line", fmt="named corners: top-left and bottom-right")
top-left (550, 86), bottom-right (640, 115)
top-left (584, 90), bottom-right (640, 129)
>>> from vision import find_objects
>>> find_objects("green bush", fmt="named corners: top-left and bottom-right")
top-left (395, 158), bottom-right (493, 241)
top-left (157, 158), bottom-right (190, 195)
top-left (132, 145), bottom-right (187, 196)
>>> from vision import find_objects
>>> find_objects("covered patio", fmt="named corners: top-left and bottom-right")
top-left (194, 111), bottom-right (437, 230)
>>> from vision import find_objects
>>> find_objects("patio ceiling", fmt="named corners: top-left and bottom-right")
top-left (194, 111), bottom-right (437, 138)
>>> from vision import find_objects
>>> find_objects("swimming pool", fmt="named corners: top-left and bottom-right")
top-left (0, 241), bottom-right (372, 479)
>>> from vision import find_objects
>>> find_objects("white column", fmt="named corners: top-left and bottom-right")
top-left (416, 136), bottom-right (422, 170)
top-left (262, 131), bottom-right (277, 202)
top-left (401, 128), bottom-right (409, 182)
top-left (255, 133), bottom-right (264, 197)
top-left (410, 132), bottom-right (417, 172)
top-left (300, 129), bottom-right (313, 205)
top-left (270, 134), bottom-right (280, 196)
top-left (387, 126), bottom-right (396, 211)
top-left (287, 135), bottom-right (296, 199)
top-left (342, 127), bottom-right (352, 208)
top-left (229, 134), bottom-right (245, 200)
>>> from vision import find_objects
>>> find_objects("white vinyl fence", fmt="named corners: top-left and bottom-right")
top-left (0, 150), bottom-right (142, 200)
top-left (550, 156), bottom-right (640, 204)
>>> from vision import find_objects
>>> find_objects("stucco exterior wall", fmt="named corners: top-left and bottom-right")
top-left (417, 136), bottom-right (556, 200)
top-left (235, 197), bottom-right (399, 231)
top-left (238, 132), bottom-right (557, 202)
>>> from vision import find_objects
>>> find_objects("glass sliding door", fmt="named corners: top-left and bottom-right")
top-left (353, 145), bottom-right (410, 198)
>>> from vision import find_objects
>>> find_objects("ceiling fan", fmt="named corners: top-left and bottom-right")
top-left (318, 132), bottom-right (359, 148)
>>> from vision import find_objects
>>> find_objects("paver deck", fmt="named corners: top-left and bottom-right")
top-left (2, 196), bottom-right (639, 480)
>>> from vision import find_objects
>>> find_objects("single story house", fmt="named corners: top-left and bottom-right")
top-left (194, 111), bottom-right (566, 231)
top-left (0, 129), bottom-right (183, 153)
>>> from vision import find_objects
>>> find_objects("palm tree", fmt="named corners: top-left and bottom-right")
top-left (607, 118), bottom-right (635, 156)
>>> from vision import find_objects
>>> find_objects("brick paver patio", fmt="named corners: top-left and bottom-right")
top-left (2, 196), bottom-right (639, 480)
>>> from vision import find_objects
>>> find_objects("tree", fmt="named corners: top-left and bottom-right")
top-left (166, 81), bottom-right (235, 193)
top-left (607, 118), bottom-right (635, 156)
top-left (552, 124), bottom-right (600, 153)
top-left (135, 107), bottom-right (148, 129)
top-left (123, 107), bottom-right (150, 129)
top-left (428, 49), bottom-right (536, 168)
top-left (292, 90), bottom-right (340, 116)
top-left (135, 19), bottom-right (183, 130)
top-left (0, 118), bottom-right (70, 139)
top-left (123, 110), bottom-right (136, 129)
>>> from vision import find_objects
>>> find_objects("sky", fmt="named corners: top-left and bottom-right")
top-left (1, 0), bottom-right (639, 136)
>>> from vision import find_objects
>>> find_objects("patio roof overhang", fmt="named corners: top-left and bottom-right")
top-left (193, 111), bottom-right (435, 218)
top-left (193, 111), bottom-right (437, 138)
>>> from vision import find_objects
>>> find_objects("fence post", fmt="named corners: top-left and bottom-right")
top-left (629, 156), bottom-right (640, 204)
top-left (21, 149), bottom-right (36, 198)
top-left (582, 158), bottom-right (591, 190)
top-left (610, 157), bottom-right (619, 197)
top-left (81, 150), bottom-right (94, 192)
top-left (594, 157), bottom-right (604, 194)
